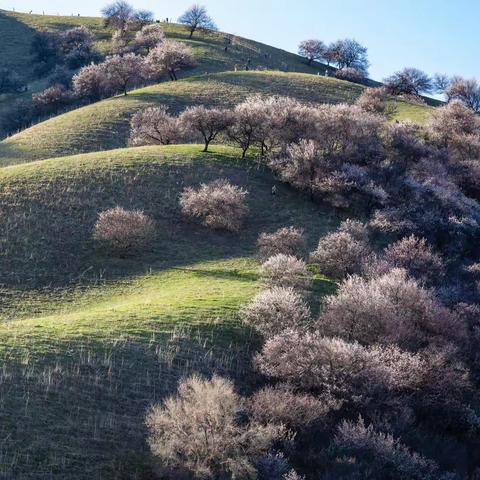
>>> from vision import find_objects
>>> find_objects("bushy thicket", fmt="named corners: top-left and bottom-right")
top-left (241, 287), bottom-right (310, 337)
top-left (260, 254), bottom-right (312, 290)
top-left (179, 179), bottom-right (249, 232)
top-left (146, 375), bottom-right (283, 479)
top-left (257, 227), bottom-right (307, 261)
top-left (93, 206), bottom-right (155, 255)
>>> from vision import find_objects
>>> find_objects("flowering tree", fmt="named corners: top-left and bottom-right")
top-left (134, 23), bottom-right (165, 53)
top-left (180, 106), bottom-right (233, 151)
top-left (146, 40), bottom-right (196, 81)
top-left (129, 106), bottom-right (183, 146)
top-left (298, 39), bottom-right (326, 65)
top-left (103, 53), bottom-right (146, 95)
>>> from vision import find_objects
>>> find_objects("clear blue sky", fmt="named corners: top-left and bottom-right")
top-left (1, 0), bottom-right (479, 82)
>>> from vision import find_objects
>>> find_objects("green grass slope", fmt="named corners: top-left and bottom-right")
top-left (0, 144), bottom-right (338, 289)
top-left (0, 8), bottom-right (330, 136)
top-left (0, 71), bottom-right (432, 167)
top-left (0, 9), bottom-right (329, 80)
top-left (0, 144), bottom-right (336, 478)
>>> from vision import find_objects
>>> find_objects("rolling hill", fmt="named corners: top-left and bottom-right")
top-left (0, 8), bottom-right (332, 139)
top-left (0, 8), bottom-right (452, 480)
top-left (0, 144), bottom-right (336, 478)
top-left (0, 71), bottom-right (433, 167)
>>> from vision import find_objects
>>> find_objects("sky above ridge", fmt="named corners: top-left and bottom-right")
top-left (1, 0), bottom-right (478, 83)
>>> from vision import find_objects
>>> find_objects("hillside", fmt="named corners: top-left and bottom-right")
top-left (0, 144), bottom-right (336, 478)
top-left (0, 8), bottom-right (332, 138)
top-left (0, 71), bottom-right (433, 167)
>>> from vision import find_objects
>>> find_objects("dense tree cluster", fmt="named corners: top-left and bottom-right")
top-left (141, 88), bottom-right (480, 479)
top-left (298, 37), bottom-right (369, 76)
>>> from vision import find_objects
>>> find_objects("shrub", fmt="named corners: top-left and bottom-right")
top-left (180, 106), bottom-right (233, 151)
top-left (257, 227), bottom-right (307, 261)
top-left (427, 99), bottom-right (480, 151)
top-left (250, 384), bottom-right (339, 430)
top-left (93, 206), bottom-right (155, 255)
top-left (129, 106), bottom-right (182, 146)
top-left (269, 105), bottom-right (384, 206)
top-left (356, 87), bottom-right (395, 116)
top-left (256, 452), bottom-right (291, 480)
top-left (32, 84), bottom-right (72, 114)
top-left (383, 121), bottom-right (428, 170)
top-left (329, 418), bottom-right (443, 480)
top-left (310, 221), bottom-right (371, 279)
top-left (382, 235), bottom-right (445, 285)
top-left (260, 254), bottom-right (312, 290)
top-left (179, 179), bottom-right (249, 232)
top-left (319, 268), bottom-right (464, 348)
top-left (335, 67), bottom-right (365, 84)
top-left (311, 104), bottom-right (383, 165)
top-left (146, 375), bottom-right (282, 479)
top-left (241, 287), bottom-right (310, 337)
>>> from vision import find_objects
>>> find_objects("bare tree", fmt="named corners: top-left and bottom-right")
top-left (433, 72), bottom-right (451, 93)
top-left (178, 4), bottom-right (218, 38)
top-left (384, 67), bottom-right (433, 96)
top-left (101, 1), bottom-right (135, 30)
top-left (298, 39), bottom-right (326, 65)
top-left (228, 96), bottom-right (269, 157)
top-left (129, 106), bottom-right (183, 146)
top-left (180, 106), bottom-right (233, 151)
top-left (146, 40), bottom-right (196, 81)
top-left (133, 9), bottom-right (154, 26)
top-left (445, 77), bottom-right (480, 112)
top-left (327, 39), bottom-right (369, 75)
top-left (103, 53), bottom-right (145, 95)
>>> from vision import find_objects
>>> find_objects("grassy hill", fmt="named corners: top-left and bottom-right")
top-left (0, 144), bottom-right (337, 478)
top-left (0, 9), bottom-right (445, 480)
top-left (0, 8), bottom-right (332, 139)
top-left (0, 70), bottom-right (433, 167)
top-left (0, 9), bottom-right (330, 81)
